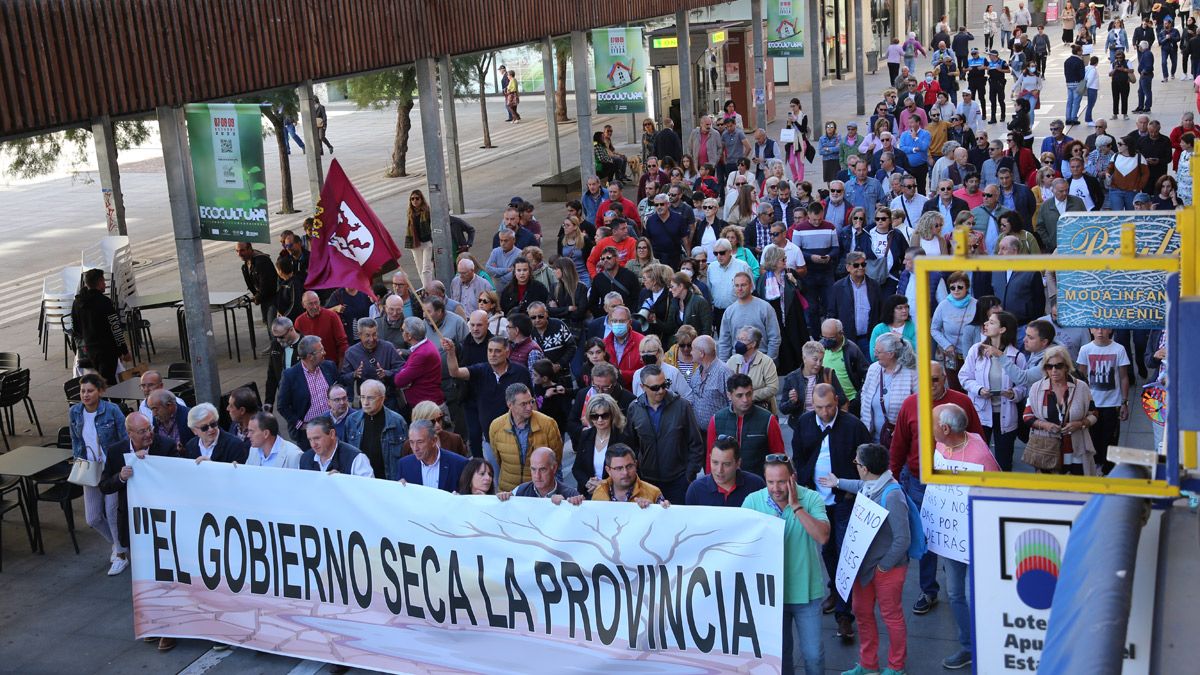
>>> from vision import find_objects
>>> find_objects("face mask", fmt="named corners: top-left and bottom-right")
top-left (641, 353), bottom-right (658, 365)
top-left (925, 76), bottom-right (934, 83)
top-left (821, 337), bottom-right (839, 350)
top-left (611, 322), bottom-right (629, 338)
top-left (734, 341), bottom-right (750, 356)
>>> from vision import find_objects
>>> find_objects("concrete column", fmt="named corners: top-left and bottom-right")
top-left (438, 55), bottom-right (465, 214)
top-left (542, 36), bottom-right (562, 175)
top-left (676, 9), bottom-right (695, 132)
top-left (298, 80), bottom-right (324, 210)
top-left (91, 115), bottom-right (127, 236)
top-left (751, 0), bottom-right (768, 130)
top-left (572, 30), bottom-right (595, 190)
top-left (155, 106), bottom-right (221, 405)
top-left (854, 0), bottom-right (866, 116)
top-left (415, 58), bottom-right (454, 286)
top-left (808, 1), bottom-right (823, 133)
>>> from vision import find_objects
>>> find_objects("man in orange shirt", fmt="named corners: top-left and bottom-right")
top-left (585, 218), bottom-right (639, 278)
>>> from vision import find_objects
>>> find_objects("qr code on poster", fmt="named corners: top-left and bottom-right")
top-left (220, 139), bottom-right (233, 153)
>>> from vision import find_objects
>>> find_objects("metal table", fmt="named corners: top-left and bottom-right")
top-left (101, 377), bottom-right (188, 402)
top-left (177, 291), bottom-right (257, 363)
top-left (122, 292), bottom-right (186, 363)
top-left (0, 446), bottom-right (74, 554)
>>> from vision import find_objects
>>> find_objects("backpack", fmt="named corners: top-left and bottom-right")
top-left (879, 483), bottom-right (928, 560)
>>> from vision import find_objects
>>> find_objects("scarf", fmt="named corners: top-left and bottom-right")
top-left (1113, 154), bottom-right (1140, 176)
top-left (859, 469), bottom-right (896, 501)
top-left (948, 294), bottom-right (972, 309)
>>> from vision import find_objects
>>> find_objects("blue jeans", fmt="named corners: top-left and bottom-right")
top-left (1106, 188), bottom-right (1137, 210)
top-left (899, 467), bottom-right (940, 597)
top-left (284, 123), bottom-right (305, 153)
top-left (943, 558), bottom-right (972, 650)
top-left (983, 413), bottom-right (1018, 471)
top-left (1138, 75), bottom-right (1153, 110)
top-left (783, 600), bottom-right (825, 675)
top-left (1085, 88), bottom-right (1098, 122)
top-left (1162, 48), bottom-right (1178, 78)
top-left (1065, 83), bottom-right (1082, 121)
top-left (1021, 94), bottom-right (1038, 125)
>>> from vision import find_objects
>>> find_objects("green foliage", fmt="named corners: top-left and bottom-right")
top-left (0, 120), bottom-right (151, 179)
top-left (345, 68), bottom-right (418, 110)
top-left (451, 54), bottom-right (491, 98)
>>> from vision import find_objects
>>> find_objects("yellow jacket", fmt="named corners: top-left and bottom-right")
top-left (488, 410), bottom-right (563, 491)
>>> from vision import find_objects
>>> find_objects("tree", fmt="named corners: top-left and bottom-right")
top-left (344, 68), bottom-right (418, 177)
top-left (240, 89), bottom-right (300, 214)
top-left (554, 37), bottom-right (571, 123)
top-left (452, 53), bottom-right (496, 149)
top-left (0, 122), bottom-right (150, 179)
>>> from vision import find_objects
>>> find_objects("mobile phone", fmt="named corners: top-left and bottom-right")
top-left (989, 389), bottom-right (1003, 396)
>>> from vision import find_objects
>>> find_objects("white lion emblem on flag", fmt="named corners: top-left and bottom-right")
top-left (328, 201), bottom-right (375, 266)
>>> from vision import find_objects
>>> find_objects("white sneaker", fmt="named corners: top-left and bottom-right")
top-left (108, 556), bottom-right (129, 576)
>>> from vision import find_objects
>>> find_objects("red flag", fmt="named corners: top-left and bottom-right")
top-left (306, 159), bottom-right (402, 296)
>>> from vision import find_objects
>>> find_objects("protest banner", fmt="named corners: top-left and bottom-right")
top-left (184, 103), bottom-right (270, 243)
top-left (920, 455), bottom-right (983, 563)
top-left (593, 28), bottom-right (647, 114)
top-left (126, 457), bottom-right (784, 673)
top-left (766, 0), bottom-right (806, 57)
top-left (1055, 213), bottom-right (1179, 329)
top-left (835, 494), bottom-right (890, 600)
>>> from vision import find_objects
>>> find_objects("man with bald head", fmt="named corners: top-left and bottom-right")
top-left (136, 370), bottom-right (185, 422)
top-left (450, 258), bottom-right (491, 314)
top-left (343, 379), bottom-right (409, 479)
top-left (147, 388), bottom-right (193, 455)
top-left (100, 412), bottom-right (176, 649)
top-left (499, 447), bottom-right (583, 503)
top-left (295, 290), bottom-right (349, 366)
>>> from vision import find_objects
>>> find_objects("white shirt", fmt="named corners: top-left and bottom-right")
top-left (1054, 198), bottom-right (1069, 216)
top-left (632, 362), bottom-right (693, 398)
top-left (761, 241), bottom-right (805, 269)
top-left (82, 409), bottom-right (102, 461)
top-left (197, 436), bottom-right (217, 459)
top-left (420, 448), bottom-right (442, 487)
top-left (315, 447), bottom-right (375, 477)
top-left (814, 414), bottom-right (837, 506)
top-left (1068, 178), bottom-right (1095, 211)
top-left (248, 436), bottom-right (303, 469)
top-left (890, 194), bottom-right (928, 233)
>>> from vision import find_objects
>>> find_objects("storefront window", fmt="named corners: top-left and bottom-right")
top-left (820, 0), bottom-right (850, 78)
top-left (871, 0), bottom-right (893, 54)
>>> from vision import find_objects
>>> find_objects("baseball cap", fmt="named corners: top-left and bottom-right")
top-left (989, 49), bottom-right (999, 55)
top-left (1133, 192), bottom-right (1152, 204)
top-left (508, 196), bottom-right (524, 207)
top-left (847, 122), bottom-right (858, 129)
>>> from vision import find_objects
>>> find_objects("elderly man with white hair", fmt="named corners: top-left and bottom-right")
top-left (392, 316), bottom-right (446, 411)
top-left (342, 379), bottom-right (409, 479)
top-left (686, 334), bottom-right (733, 427)
top-left (185, 402), bottom-right (250, 463)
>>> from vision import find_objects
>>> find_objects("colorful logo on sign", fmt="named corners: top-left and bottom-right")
top-left (1013, 529), bottom-right (1063, 610)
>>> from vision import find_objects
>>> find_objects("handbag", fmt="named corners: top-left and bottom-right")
top-left (803, 137), bottom-right (816, 163)
top-left (1021, 429), bottom-right (1062, 470)
top-left (68, 457), bottom-right (103, 487)
top-left (877, 373), bottom-right (896, 449)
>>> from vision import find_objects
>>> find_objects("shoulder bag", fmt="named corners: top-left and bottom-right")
top-left (68, 457), bottom-right (103, 487)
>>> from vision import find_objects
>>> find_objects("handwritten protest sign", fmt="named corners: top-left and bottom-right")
top-left (923, 455), bottom-right (984, 563)
top-left (835, 495), bottom-right (890, 600)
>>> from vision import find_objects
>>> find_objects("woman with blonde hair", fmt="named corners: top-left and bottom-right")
top-left (910, 211), bottom-right (949, 256)
top-left (477, 289), bottom-right (507, 335)
top-left (1031, 165), bottom-right (1058, 209)
top-left (572, 393), bottom-right (631, 497)
top-left (404, 400), bottom-right (468, 457)
top-left (522, 245), bottom-right (556, 294)
top-left (626, 237), bottom-right (658, 279)
top-left (663, 324), bottom-right (700, 376)
top-left (1023, 345), bottom-right (1099, 475)
top-left (406, 189), bottom-right (434, 284)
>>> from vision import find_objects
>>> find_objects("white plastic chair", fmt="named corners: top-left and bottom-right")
top-left (80, 236), bottom-right (130, 275)
top-left (40, 266), bottom-right (83, 367)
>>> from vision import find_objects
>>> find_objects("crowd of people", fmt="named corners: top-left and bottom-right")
top-left (61, 7), bottom-right (1182, 673)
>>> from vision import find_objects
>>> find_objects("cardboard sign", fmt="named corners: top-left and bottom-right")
top-left (835, 494), bottom-right (890, 600)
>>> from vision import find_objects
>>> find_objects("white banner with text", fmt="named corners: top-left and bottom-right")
top-left (126, 456), bottom-right (784, 673)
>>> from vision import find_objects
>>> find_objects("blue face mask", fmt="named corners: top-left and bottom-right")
top-left (821, 337), bottom-right (840, 350)
top-left (611, 322), bottom-right (629, 338)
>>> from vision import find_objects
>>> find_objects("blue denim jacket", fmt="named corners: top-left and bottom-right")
top-left (69, 401), bottom-right (129, 460)
top-left (341, 407), bottom-right (409, 480)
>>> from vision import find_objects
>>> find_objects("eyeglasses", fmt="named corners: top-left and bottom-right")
top-left (875, 215), bottom-right (890, 221)
top-left (903, 184), bottom-right (917, 190)
top-left (853, 459), bottom-right (865, 468)
top-left (703, 205), bottom-right (717, 210)
top-left (643, 382), bottom-right (669, 392)
top-left (939, 187), bottom-right (953, 192)
top-left (852, 216), bottom-right (865, 221)
top-left (529, 314), bottom-right (547, 320)
top-left (949, 284), bottom-right (967, 291)
top-left (716, 250), bottom-right (731, 256)
top-left (1045, 362), bottom-right (1068, 370)
top-left (678, 342), bottom-right (693, 349)
top-left (589, 412), bottom-right (612, 421)
top-left (195, 422), bottom-right (219, 432)
top-left (849, 262), bottom-right (866, 268)
top-left (478, 297), bottom-right (493, 304)
top-left (431, 415), bottom-right (446, 423)
top-left (770, 230), bottom-right (785, 236)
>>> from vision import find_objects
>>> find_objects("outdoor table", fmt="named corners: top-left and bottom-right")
top-left (176, 291), bottom-right (257, 363)
top-left (0, 446), bottom-right (73, 554)
top-left (101, 377), bottom-right (188, 403)
top-left (122, 291), bottom-right (186, 363)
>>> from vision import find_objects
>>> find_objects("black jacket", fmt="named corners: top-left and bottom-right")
top-left (827, 276), bottom-right (883, 339)
top-left (265, 333), bottom-right (304, 405)
top-left (588, 266), bottom-right (640, 317)
top-left (549, 282), bottom-right (589, 332)
top-left (183, 429), bottom-right (251, 463)
top-left (572, 425), bottom-right (634, 496)
top-left (275, 275), bottom-right (305, 321)
top-left (70, 288), bottom-right (127, 356)
top-left (567, 384), bottom-right (636, 449)
top-left (242, 251), bottom-right (278, 305)
top-left (652, 128), bottom-right (684, 164)
top-left (792, 410), bottom-right (872, 502)
top-left (778, 366), bottom-right (849, 427)
top-left (625, 392), bottom-right (704, 483)
top-left (664, 291), bottom-right (713, 338)
top-left (975, 270), bottom-right (1046, 325)
top-left (99, 436), bottom-right (175, 547)
top-left (921, 195), bottom-right (971, 222)
top-left (499, 278), bottom-right (550, 315)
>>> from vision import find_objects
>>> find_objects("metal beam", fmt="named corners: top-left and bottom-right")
top-left (415, 57), bottom-right (454, 286)
top-left (154, 105), bottom-right (221, 406)
top-left (542, 36), bottom-right (562, 175)
top-left (676, 9), bottom-right (695, 132)
top-left (91, 115), bottom-right (127, 236)
top-left (439, 55), bottom-right (466, 214)
top-left (572, 31), bottom-right (595, 190)
top-left (298, 80), bottom-right (324, 211)
top-left (854, 0), bottom-right (865, 116)
top-left (807, 1), bottom-right (823, 134)
top-left (751, 0), bottom-right (767, 130)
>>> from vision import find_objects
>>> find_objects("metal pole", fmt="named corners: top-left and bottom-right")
top-left (415, 57), bottom-right (454, 286)
top-left (542, 36), bottom-right (562, 175)
top-left (808, 0), bottom-right (823, 134)
top-left (155, 105), bottom-right (221, 405)
top-left (92, 115), bottom-right (127, 236)
top-left (438, 55), bottom-right (465, 214)
top-left (572, 30), bottom-right (595, 190)
top-left (676, 9), bottom-right (695, 132)
top-left (854, 0), bottom-right (866, 116)
top-left (298, 80), bottom-right (324, 211)
top-left (751, 0), bottom-right (768, 130)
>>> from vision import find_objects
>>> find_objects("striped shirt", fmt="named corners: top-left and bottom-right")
top-left (302, 364), bottom-right (331, 422)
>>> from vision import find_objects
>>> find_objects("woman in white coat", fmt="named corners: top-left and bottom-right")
top-left (959, 310), bottom-right (1027, 471)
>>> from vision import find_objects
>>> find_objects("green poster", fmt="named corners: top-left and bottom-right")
top-left (184, 103), bottom-right (270, 243)
top-left (593, 27), bottom-right (647, 114)
top-left (766, 0), bottom-right (805, 57)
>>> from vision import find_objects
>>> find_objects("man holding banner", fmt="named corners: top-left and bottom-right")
top-left (742, 454), bottom-right (829, 675)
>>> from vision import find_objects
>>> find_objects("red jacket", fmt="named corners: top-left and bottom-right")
top-left (889, 388), bottom-right (984, 477)
top-left (393, 340), bottom-right (445, 406)
top-left (596, 197), bottom-right (642, 231)
top-left (604, 331), bottom-right (645, 389)
top-left (295, 308), bottom-right (349, 367)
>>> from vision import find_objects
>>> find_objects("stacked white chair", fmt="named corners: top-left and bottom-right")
top-left (41, 266), bottom-right (82, 367)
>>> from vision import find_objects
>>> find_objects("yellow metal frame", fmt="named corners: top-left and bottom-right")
top-left (913, 218), bottom-right (1190, 498)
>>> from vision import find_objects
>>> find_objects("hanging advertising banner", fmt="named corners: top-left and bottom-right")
top-left (970, 490), bottom-right (1159, 674)
top-left (126, 456), bottom-right (784, 673)
top-left (593, 28), bottom-right (647, 114)
top-left (766, 0), bottom-right (806, 57)
top-left (1055, 212), bottom-right (1179, 329)
top-left (184, 103), bottom-right (270, 243)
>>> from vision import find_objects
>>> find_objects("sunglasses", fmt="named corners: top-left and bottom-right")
top-left (529, 315), bottom-right (547, 320)
top-left (716, 250), bottom-right (731, 256)
top-left (875, 216), bottom-right (890, 221)
top-left (949, 284), bottom-right (967, 291)
top-left (849, 262), bottom-right (866, 268)
top-left (765, 453), bottom-right (792, 465)
top-left (195, 422), bottom-right (220, 432)
top-left (770, 230), bottom-right (785, 236)
top-left (478, 297), bottom-right (493, 304)
top-left (830, 189), bottom-right (844, 193)
top-left (678, 342), bottom-right (693, 349)
top-left (1045, 362), bottom-right (1068, 370)
top-left (903, 184), bottom-right (917, 190)
top-left (431, 415), bottom-right (445, 423)
top-left (643, 383), bottom-right (669, 392)
top-left (852, 216), bottom-right (865, 221)
top-left (703, 205), bottom-right (717, 210)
